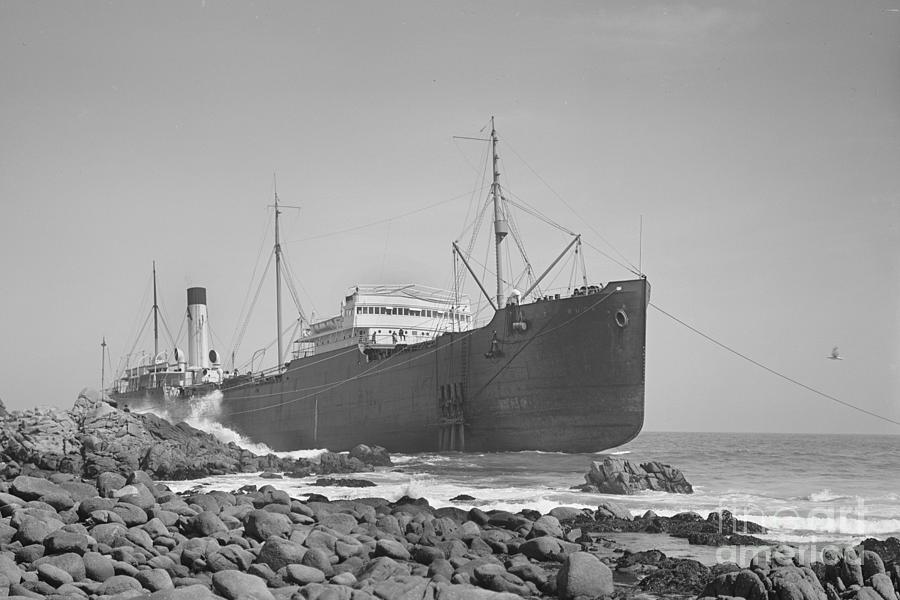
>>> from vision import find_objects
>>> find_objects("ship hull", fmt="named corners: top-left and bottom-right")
top-left (115, 278), bottom-right (648, 453)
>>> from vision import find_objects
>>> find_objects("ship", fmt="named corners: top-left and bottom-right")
top-left (110, 120), bottom-right (650, 453)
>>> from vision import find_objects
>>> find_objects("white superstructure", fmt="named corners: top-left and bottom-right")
top-left (292, 284), bottom-right (472, 358)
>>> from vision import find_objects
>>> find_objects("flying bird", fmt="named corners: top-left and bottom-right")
top-left (827, 346), bottom-right (843, 360)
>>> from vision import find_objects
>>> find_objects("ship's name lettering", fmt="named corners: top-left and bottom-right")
top-left (499, 396), bottom-right (531, 410)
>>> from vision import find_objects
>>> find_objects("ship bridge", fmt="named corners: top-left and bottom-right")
top-left (292, 284), bottom-right (472, 358)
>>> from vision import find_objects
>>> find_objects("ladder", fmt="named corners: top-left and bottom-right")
top-left (438, 334), bottom-right (469, 451)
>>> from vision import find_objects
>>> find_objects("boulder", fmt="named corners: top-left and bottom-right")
top-left (474, 563), bottom-right (531, 596)
top-left (284, 564), bottom-right (326, 585)
top-left (557, 551), bottom-right (614, 599)
top-left (596, 500), bottom-right (633, 521)
top-left (256, 536), bottom-right (307, 571)
top-left (243, 509), bottom-right (291, 541)
top-left (519, 536), bottom-right (579, 561)
top-left (638, 557), bottom-right (710, 595)
top-left (212, 570), bottom-right (276, 600)
top-left (349, 444), bottom-right (392, 467)
top-left (582, 456), bottom-right (693, 494)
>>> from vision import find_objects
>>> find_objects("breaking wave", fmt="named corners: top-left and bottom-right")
top-left (140, 390), bottom-right (326, 460)
top-left (801, 489), bottom-right (852, 502)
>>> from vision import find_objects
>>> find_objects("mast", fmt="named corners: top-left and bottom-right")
top-left (274, 183), bottom-right (284, 369)
top-left (152, 261), bottom-right (159, 361)
top-left (491, 117), bottom-right (508, 309)
top-left (100, 337), bottom-right (106, 394)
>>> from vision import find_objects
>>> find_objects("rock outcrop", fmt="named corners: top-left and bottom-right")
top-left (0, 468), bottom-right (605, 599)
top-left (552, 505), bottom-right (769, 547)
top-left (577, 456), bottom-right (693, 494)
top-left (698, 543), bottom-right (898, 600)
top-left (0, 389), bottom-right (392, 481)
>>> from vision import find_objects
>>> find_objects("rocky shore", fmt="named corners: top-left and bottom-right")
top-left (0, 390), bottom-right (390, 481)
top-left (0, 394), bottom-right (898, 600)
top-left (0, 467), bottom-right (898, 600)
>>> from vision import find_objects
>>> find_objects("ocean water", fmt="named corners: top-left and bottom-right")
top-left (162, 407), bottom-right (900, 557)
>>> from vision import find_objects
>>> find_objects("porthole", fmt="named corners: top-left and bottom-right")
top-left (615, 309), bottom-right (628, 328)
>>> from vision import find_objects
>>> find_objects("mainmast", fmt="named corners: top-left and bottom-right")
top-left (152, 261), bottom-right (159, 361)
top-left (100, 337), bottom-right (107, 394)
top-left (491, 117), bottom-right (508, 309)
top-left (274, 184), bottom-right (284, 369)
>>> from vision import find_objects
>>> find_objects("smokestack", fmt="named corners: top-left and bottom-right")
top-left (187, 287), bottom-right (210, 370)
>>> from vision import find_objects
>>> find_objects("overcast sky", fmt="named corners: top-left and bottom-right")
top-left (1, 1), bottom-right (898, 435)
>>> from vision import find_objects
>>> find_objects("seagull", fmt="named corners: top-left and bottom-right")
top-left (827, 346), bottom-right (843, 360)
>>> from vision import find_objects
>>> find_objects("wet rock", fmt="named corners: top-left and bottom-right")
top-left (256, 536), bottom-right (307, 571)
top-left (243, 509), bottom-right (291, 541)
top-left (83, 551), bottom-right (115, 582)
top-left (284, 563), bottom-right (326, 585)
top-left (96, 573), bottom-right (142, 595)
top-left (862, 549), bottom-right (886, 579)
top-left (314, 477), bottom-right (376, 487)
top-left (97, 472), bottom-right (127, 497)
top-left (349, 444), bottom-right (392, 467)
top-left (860, 537), bottom-right (900, 567)
top-left (595, 500), bottom-right (633, 521)
top-left (580, 456), bottom-right (693, 494)
top-left (688, 531), bottom-right (771, 546)
top-left (638, 557), bottom-right (710, 595)
top-left (474, 562), bottom-right (531, 596)
top-left (13, 511), bottom-right (65, 545)
top-left (701, 568), bottom-right (768, 600)
top-left (212, 569), bottom-right (276, 600)
top-left (868, 573), bottom-right (895, 600)
top-left (358, 556), bottom-right (410, 583)
top-left (529, 515), bottom-right (563, 539)
top-left (43, 529), bottom-right (90, 554)
top-left (37, 562), bottom-right (73, 587)
top-left (557, 551), bottom-right (614, 599)
top-left (519, 536), bottom-right (579, 561)
top-left (188, 511), bottom-right (228, 536)
top-left (450, 494), bottom-right (476, 502)
top-left (372, 538), bottom-right (410, 561)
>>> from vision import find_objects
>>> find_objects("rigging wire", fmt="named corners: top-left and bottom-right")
top-left (151, 267), bottom-right (177, 349)
top-left (650, 302), bottom-right (900, 428)
top-left (105, 342), bottom-right (115, 389)
top-left (579, 238), bottom-right (645, 277)
top-left (458, 196), bottom-right (492, 250)
top-left (285, 190), bottom-right (483, 245)
top-left (567, 249), bottom-right (579, 292)
top-left (231, 250), bottom-right (274, 364)
top-left (228, 212), bottom-right (274, 357)
top-left (157, 312), bottom-right (177, 351)
top-left (118, 274), bottom-right (154, 373)
top-left (540, 250), bottom-right (576, 295)
top-left (502, 138), bottom-right (641, 274)
top-left (502, 193), bottom-right (576, 236)
top-left (173, 313), bottom-right (186, 352)
top-left (124, 311), bottom-right (152, 369)
top-left (277, 240), bottom-right (309, 320)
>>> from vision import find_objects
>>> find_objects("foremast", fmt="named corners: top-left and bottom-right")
top-left (274, 186), bottom-right (284, 369)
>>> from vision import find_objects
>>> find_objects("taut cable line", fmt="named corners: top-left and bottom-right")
top-left (650, 302), bottom-right (900, 428)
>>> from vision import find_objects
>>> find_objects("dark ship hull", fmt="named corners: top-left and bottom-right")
top-left (114, 278), bottom-right (648, 453)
